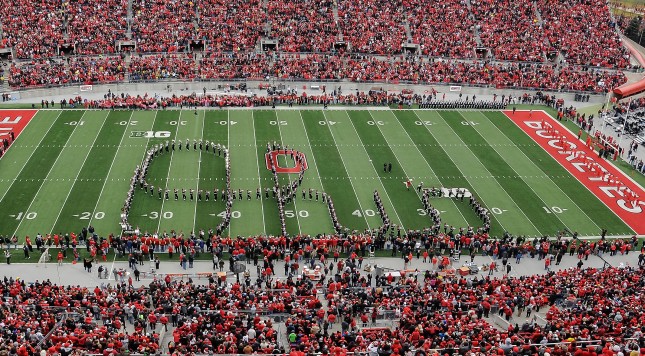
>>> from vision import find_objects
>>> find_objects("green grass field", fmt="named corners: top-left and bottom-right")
top-left (0, 109), bottom-right (636, 244)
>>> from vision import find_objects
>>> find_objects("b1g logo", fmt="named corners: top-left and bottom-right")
top-left (130, 131), bottom-right (171, 138)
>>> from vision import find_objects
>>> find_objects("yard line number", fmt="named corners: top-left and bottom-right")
top-left (285, 210), bottom-right (309, 218)
top-left (543, 206), bottom-right (566, 214)
top-left (13, 212), bottom-right (37, 220)
top-left (78, 211), bottom-right (105, 219)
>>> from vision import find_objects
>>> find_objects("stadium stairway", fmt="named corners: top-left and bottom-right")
top-left (532, 1), bottom-right (544, 26)
top-left (555, 52), bottom-right (566, 65)
top-left (403, 21), bottom-right (413, 44)
top-left (1, 70), bottom-right (8, 93)
top-left (158, 325), bottom-right (176, 353)
top-left (194, 2), bottom-right (201, 35)
top-left (535, 1), bottom-right (551, 62)
top-left (332, 0), bottom-right (340, 25)
top-left (263, 0), bottom-right (271, 36)
top-left (464, 0), bottom-right (483, 47)
top-left (484, 302), bottom-right (551, 332)
top-left (126, 0), bottom-right (133, 39)
top-left (124, 53), bottom-right (132, 81)
top-left (276, 320), bottom-right (291, 352)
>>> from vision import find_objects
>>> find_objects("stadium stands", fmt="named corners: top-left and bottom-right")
top-left (537, 0), bottom-right (630, 68)
top-left (198, 0), bottom-right (267, 52)
top-left (7, 60), bottom-right (68, 88)
top-left (337, 0), bottom-right (407, 55)
top-left (471, 0), bottom-right (546, 62)
top-left (407, 0), bottom-right (476, 58)
top-left (0, 0), bottom-right (634, 93)
top-left (6, 53), bottom-right (628, 93)
top-left (130, 0), bottom-right (195, 53)
top-left (129, 54), bottom-right (197, 81)
top-left (0, 0), bottom-right (65, 59)
top-left (267, 0), bottom-right (337, 53)
top-left (199, 52), bottom-right (270, 80)
top-left (0, 234), bottom-right (643, 355)
top-left (66, 0), bottom-right (129, 55)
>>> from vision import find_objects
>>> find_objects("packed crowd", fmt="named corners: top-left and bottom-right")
top-left (471, 0), bottom-right (546, 62)
top-left (267, 0), bottom-right (337, 53)
top-left (198, 52), bottom-right (270, 80)
top-left (6, 56), bottom-right (126, 88)
top-left (130, 0), bottom-right (195, 53)
top-left (0, 0), bottom-right (633, 70)
top-left (0, 0), bottom-right (65, 59)
top-left (537, 0), bottom-right (630, 68)
top-left (2, 231), bottom-right (644, 355)
top-left (129, 54), bottom-right (197, 81)
top-left (7, 53), bottom-right (626, 93)
top-left (407, 0), bottom-right (476, 58)
top-left (0, 277), bottom-right (160, 355)
top-left (66, 0), bottom-right (129, 55)
top-left (337, 0), bottom-right (407, 55)
top-left (198, 0), bottom-right (266, 52)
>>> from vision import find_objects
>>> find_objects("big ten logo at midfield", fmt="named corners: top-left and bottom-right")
top-left (130, 131), bottom-right (171, 138)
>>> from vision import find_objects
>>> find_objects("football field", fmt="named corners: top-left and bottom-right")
top-left (0, 108), bottom-right (639, 241)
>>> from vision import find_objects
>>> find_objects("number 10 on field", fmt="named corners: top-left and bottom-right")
top-left (11, 211), bottom-right (37, 220)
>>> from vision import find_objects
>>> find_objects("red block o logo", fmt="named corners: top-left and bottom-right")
top-left (265, 149), bottom-right (308, 173)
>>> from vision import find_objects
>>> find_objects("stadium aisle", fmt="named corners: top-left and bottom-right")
top-left (3, 245), bottom-right (638, 289)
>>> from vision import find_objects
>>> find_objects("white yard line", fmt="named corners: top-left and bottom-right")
top-left (156, 112), bottom-right (183, 234)
top-left (456, 110), bottom-right (571, 232)
top-left (545, 109), bottom-right (645, 192)
top-left (251, 111), bottom-right (267, 236)
top-left (88, 111), bottom-right (145, 227)
top-left (412, 110), bottom-right (510, 233)
top-left (472, 110), bottom-right (601, 233)
top-left (320, 111), bottom-right (372, 230)
top-left (192, 111), bottom-right (205, 232)
top-left (337, 110), bottom-right (407, 230)
top-left (226, 110), bottom-right (233, 238)
top-left (539, 110), bottom-right (640, 235)
top-left (0, 111), bottom-right (62, 204)
top-left (380, 110), bottom-right (471, 227)
top-left (49, 111), bottom-right (111, 233)
top-left (296, 110), bottom-right (337, 232)
top-left (274, 111), bottom-right (302, 235)
top-left (11, 112), bottom-right (87, 238)
top-left (434, 111), bottom-right (542, 235)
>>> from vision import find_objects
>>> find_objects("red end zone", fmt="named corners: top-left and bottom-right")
top-left (0, 110), bottom-right (38, 154)
top-left (504, 110), bottom-right (645, 234)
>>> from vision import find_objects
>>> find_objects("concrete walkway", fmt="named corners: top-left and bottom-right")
top-left (3, 244), bottom-right (639, 289)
